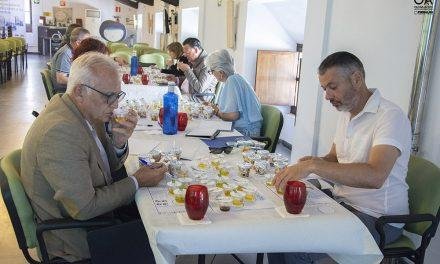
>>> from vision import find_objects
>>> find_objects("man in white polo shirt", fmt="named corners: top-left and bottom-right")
top-left (270, 51), bottom-right (411, 264)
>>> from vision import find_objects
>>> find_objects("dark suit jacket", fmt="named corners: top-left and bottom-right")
top-left (161, 55), bottom-right (188, 77)
top-left (21, 94), bottom-right (136, 261)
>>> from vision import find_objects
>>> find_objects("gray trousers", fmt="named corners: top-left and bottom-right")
top-left (267, 203), bottom-right (403, 264)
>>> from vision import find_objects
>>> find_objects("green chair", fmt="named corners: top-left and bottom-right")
top-left (4, 38), bottom-right (18, 73)
top-left (0, 40), bottom-right (12, 83)
top-left (10, 37), bottom-right (27, 70)
top-left (107, 42), bottom-right (128, 53)
top-left (133, 43), bottom-right (153, 56)
top-left (251, 104), bottom-right (284, 153)
top-left (155, 52), bottom-right (171, 63)
top-left (0, 149), bottom-right (118, 264)
top-left (40, 69), bottom-right (54, 101)
top-left (139, 53), bottom-right (165, 69)
top-left (142, 48), bottom-right (163, 54)
top-left (375, 156), bottom-right (440, 264)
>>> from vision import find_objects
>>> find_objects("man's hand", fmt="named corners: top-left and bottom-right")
top-left (273, 161), bottom-right (312, 193)
top-left (177, 62), bottom-right (190, 72)
top-left (133, 163), bottom-right (168, 187)
top-left (111, 109), bottom-right (138, 148)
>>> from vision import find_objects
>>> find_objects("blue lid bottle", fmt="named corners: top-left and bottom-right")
top-left (163, 82), bottom-right (178, 135)
top-left (130, 50), bottom-right (138, 76)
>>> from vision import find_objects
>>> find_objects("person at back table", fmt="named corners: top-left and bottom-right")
top-left (206, 49), bottom-right (263, 136)
top-left (177, 37), bottom-right (217, 101)
top-left (161, 41), bottom-right (188, 78)
top-left (50, 27), bottom-right (90, 94)
top-left (269, 51), bottom-right (411, 264)
top-left (21, 52), bottom-right (167, 262)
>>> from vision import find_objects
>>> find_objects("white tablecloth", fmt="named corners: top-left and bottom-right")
top-left (131, 123), bottom-right (383, 264)
top-left (122, 84), bottom-right (182, 103)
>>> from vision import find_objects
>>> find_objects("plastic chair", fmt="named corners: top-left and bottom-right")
top-left (107, 42), bottom-right (128, 53)
top-left (4, 38), bottom-right (18, 73)
top-left (40, 69), bottom-right (54, 101)
top-left (139, 53), bottom-right (165, 69)
top-left (133, 43), bottom-right (153, 56)
top-left (375, 155), bottom-right (440, 264)
top-left (251, 104), bottom-right (284, 153)
top-left (10, 37), bottom-right (27, 70)
top-left (0, 40), bottom-right (12, 83)
top-left (0, 149), bottom-right (118, 264)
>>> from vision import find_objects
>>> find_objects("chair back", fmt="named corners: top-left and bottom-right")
top-left (260, 105), bottom-right (284, 153)
top-left (405, 156), bottom-right (440, 236)
top-left (108, 42), bottom-right (128, 53)
top-left (213, 82), bottom-right (223, 104)
top-left (133, 43), bottom-right (153, 56)
top-left (139, 53), bottom-right (165, 69)
top-left (0, 149), bottom-right (38, 251)
top-left (41, 69), bottom-right (54, 100)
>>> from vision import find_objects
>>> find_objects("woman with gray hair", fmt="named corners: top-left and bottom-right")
top-left (206, 49), bottom-right (263, 136)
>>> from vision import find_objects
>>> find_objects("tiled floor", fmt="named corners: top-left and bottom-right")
top-left (0, 54), bottom-right (289, 264)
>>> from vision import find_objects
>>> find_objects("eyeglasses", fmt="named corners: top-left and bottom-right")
top-left (209, 146), bottom-right (233, 154)
top-left (81, 84), bottom-right (126, 105)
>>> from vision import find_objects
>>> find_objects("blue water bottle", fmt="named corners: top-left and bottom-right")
top-left (163, 82), bottom-right (178, 135)
top-left (130, 50), bottom-right (138, 76)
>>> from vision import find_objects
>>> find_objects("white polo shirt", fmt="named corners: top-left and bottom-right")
top-left (333, 89), bottom-right (411, 219)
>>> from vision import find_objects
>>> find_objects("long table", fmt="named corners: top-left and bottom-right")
top-left (128, 120), bottom-right (383, 264)
top-left (122, 84), bottom-right (182, 103)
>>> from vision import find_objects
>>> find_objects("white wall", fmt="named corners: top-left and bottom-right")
top-left (243, 0), bottom-right (297, 87)
top-left (293, 0), bottom-right (422, 160)
top-left (294, 0), bottom-right (440, 262)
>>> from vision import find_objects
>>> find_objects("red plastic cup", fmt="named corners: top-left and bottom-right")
top-left (137, 66), bottom-right (144, 75)
top-left (122, 73), bottom-right (130, 84)
top-left (283, 181), bottom-right (307, 214)
top-left (185, 184), bottom-right (209, 220)
top-left (141, 73), bottom-right (149, 85)
top-left (178, 112), bottom-right (188, 131)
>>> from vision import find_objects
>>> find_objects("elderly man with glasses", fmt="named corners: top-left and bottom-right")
top-left (21, 52), bottom-right (167, 263)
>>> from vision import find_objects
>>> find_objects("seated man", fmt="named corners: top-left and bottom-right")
top-left (270, 51), bottom-right (411, 263)
top-left (50, 27), bottom-right (90, 94)
top-left (177, 37), bottom-right (217, 102)
top-left (21, 52), bottom-right (167, 262)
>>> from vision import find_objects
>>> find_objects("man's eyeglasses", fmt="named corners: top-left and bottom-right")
top-left (209, 146), bottom-right (233, 154)
top-left (81, 84), bottom-right (126, 105)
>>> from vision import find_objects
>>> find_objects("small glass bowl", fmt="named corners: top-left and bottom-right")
top-left (173, 188), bottom-right (186, 204)
top-left (237, 162), bottom-right (252, 177)
top-left (231, 191), bottom-right (246, 207)
top-left (216, 195), bottom-right (233, 212)
top-left (166, 180), bottom-right (183, 195)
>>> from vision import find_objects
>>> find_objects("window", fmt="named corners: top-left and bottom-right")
top-left (180, 7), bottom-right (199, 41)
top-left (24, 0), bottom-right (32, 32)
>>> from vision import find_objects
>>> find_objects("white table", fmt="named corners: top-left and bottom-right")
top-left (130, 122), bottom-right (383, 264)
top-left (122, 84), bottom-right (182, 103)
